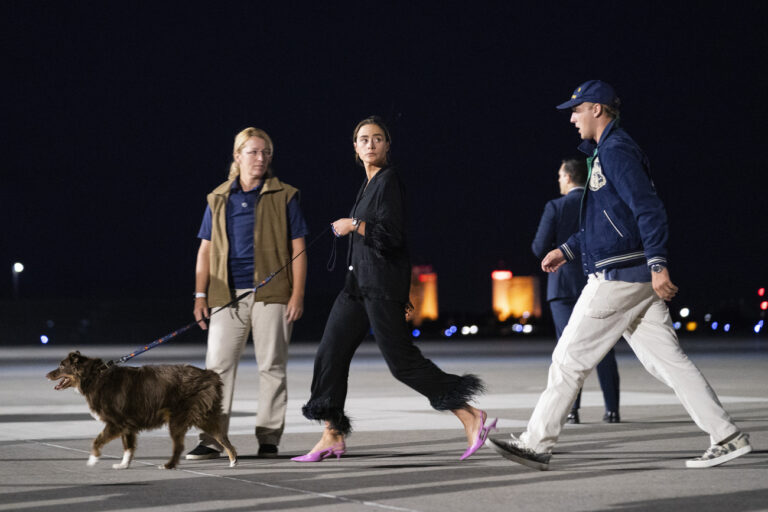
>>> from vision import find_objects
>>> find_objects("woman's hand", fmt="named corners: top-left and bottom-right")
top-left (331, 218), bottom-right (358, 237)
top-left (285, 294), bottom-right (305, 322)
top-left (193, 297), bottom-right (210, 330)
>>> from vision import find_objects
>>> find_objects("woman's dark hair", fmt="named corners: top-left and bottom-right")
top-left (352, 115), bottom-right (392, 166)
top-left (561, 158), bottom-right (588, 186)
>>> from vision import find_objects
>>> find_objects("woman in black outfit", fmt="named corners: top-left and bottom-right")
top-left (293, 116), bottom-right (495, 462)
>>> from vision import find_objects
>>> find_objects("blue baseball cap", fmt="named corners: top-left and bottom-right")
top-left (556, 80), bottom-right (618, 110)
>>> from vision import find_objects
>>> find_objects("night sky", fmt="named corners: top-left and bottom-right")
top-left (3, 3), bottom-right (767, 330)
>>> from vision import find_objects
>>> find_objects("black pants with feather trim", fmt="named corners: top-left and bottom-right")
top-left (301, 291), bottom-right (484, 435)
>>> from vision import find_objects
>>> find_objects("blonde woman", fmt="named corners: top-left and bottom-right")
top-left (187, 127), bottom-right (308, 460)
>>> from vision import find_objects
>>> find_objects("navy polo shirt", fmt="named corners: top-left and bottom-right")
top-left (198, 180), bottom-right (309, 289)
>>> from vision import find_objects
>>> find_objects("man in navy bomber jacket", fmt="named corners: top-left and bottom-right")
top-left (487, 80), bottom-right (751, 471)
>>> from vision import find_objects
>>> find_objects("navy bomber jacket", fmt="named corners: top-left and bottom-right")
top-left (560, 119), bottom-right (669, 275)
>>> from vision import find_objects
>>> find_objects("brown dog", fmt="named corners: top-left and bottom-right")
top-left (46, 351), bottom-right (237, 469)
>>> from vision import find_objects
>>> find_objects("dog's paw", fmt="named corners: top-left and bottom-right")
top-left (87, 455), bottom-right (99, 467)
top-left (229, 459), bottom-right (238, 468)
top-left (112, 462), bottom-right (130, 470)
top-left (159, 464), bottom-right (176, 470)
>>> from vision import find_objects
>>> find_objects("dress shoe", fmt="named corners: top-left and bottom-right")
top-left (603, 411), bottom-right (620, 423)
top-left (258, 444), bottom-right (278, 458)
top-left (185, 444), bottom-right (221, 460)
top-left (566, 410), bottom-right (580, 424)
top-left (291, 442), bottom-right (346, 462)
top-left (460, 411), bottom-right (498, 460)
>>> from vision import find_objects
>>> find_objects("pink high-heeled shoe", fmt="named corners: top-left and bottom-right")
top-left (291, 442), bottom-right (346, 462)
top-left (460, 411), bottom-right (498, 460)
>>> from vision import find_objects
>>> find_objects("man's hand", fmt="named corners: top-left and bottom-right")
top-left (652, 267), bottom-right (678, 301)
top-left (285, 294), bottom-right (304, 323)
top-left (194, 297), bottom-right (210, 330)
top-left (542, 248), bottom-right (567, 273)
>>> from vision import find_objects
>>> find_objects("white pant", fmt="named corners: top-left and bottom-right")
top-left (520, 273), bottom-right (738, 453)
top-left (200, 290), bottom-right (292, 448)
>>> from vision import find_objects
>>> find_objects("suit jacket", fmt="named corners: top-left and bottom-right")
top-left (532, 187), bottom-right (586, 301)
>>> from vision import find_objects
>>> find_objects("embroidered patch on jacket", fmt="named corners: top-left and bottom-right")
top-left (589, 157), bottom-right (607, 191)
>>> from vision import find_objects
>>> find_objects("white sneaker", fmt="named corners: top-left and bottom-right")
top-left (686, 432), bottom-right (752, 468)
top-left (486, 435), bottom-right (551, 471)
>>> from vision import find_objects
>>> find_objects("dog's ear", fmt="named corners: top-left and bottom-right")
top-left (68, 351), bottom-right (82, 364)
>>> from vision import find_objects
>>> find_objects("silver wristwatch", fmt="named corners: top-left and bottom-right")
top-left (650, 263), bottom-right (666, 273)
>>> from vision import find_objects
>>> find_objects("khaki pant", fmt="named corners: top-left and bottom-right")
top-left (520, 273), bottom-right (739, 454)
top-left (200, 290), bottom-right (292, 449)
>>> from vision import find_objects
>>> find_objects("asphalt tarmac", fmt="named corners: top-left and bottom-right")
top-left (1, 338), bottom-right (766, 512)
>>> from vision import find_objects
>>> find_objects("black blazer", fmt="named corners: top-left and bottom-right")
top-left (531, 187), bottom-right (587, 301)
top-left (345, 166), bottom-right (411, 303)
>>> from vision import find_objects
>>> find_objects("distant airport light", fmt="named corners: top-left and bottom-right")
top-left (409, 266), bottom-right (438, 326)
top-left (755, 324), bottom-right (762, 334)
top-left (522, 324), bottom-right (533, 334)
top-left (13, 262), bottom-right (24, 273)
top-left (40, 335), bottom-right (49, 344)
top-left (685, 321), bottom-right (697, 332)
top-left (673, 321), bottom-right (682, 330)
top-left (512, 323), bottom-right (523, 333)
top-left (724, 323), bottom-right (731, 332)
top-left (492, 270), bottom-right (513, 281)
top-left (492, 273), bottom-right (541, 322)
top-left (761, 301), bottom-right (768, 311)
top-left (679, 307), bottom-right (691, 318)
top-left (711, 322), bottom-right (718, 330)
top-left (469, 325), bottom-right (479, 334)
top-left (461, 326), bottom-right (471, 335)
top-left (759, 287), bottom-right (766, 297)
top-left (704, 313), bottom-right (712, 322)
top-left (412, 329), bottom-right (421, 338)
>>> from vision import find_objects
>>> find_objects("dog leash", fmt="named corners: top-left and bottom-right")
top-left (104, 227), bottom-right (333, 369)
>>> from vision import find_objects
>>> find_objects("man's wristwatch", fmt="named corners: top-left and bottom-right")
top-left (352, 218), bottom-right (361, 231)
top-left (650, 263), bottom-right (666, 273)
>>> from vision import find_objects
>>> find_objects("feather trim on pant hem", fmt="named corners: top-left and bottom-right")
top-left (430, 373), bottom-right (485, 411)
top-left (301, 399), bottom-right (352, 435)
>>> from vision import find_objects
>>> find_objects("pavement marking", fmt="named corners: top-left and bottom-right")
top-left (0, 494), bottom-right (125, 511)
top-left (28, 440), bottom-right (423, 512)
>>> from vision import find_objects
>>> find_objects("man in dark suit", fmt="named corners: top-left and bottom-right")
top-left (531, 158), bottom-right (620, 423)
